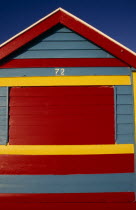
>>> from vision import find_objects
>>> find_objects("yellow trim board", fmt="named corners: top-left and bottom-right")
top-left (0, 144), bottom-right (134, 155)
top-left (0, 76), bottom-right (131, 86)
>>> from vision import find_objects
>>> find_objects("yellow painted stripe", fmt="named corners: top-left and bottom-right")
top-left (0, 76), bottom-right (131, 86)
top-left (0, 144), bottom-right (134, 155)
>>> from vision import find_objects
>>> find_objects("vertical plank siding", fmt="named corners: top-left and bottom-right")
top-left (0, 87), bottom-right (8, 145)
top-left (115, 85), bottom-right (134, 144)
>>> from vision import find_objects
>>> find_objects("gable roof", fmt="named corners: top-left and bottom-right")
top-left (0, 8), bottom-right (136, 68)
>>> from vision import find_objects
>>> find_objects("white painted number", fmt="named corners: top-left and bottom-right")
top-left (54, 68), bottom-right (65, 76)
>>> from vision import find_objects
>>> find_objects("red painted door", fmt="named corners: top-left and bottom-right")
top-left (9, 86), bottom-right (115, 145)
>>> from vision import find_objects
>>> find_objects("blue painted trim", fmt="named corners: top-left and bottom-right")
top-left (15, 50), bottom-right (114, 59)
top-left (116, 134), bottom-right (134, 144)
top-left (29, 41), bottom-right (101, 50)
top-left (0, 67), bottom-right (130, 77)
top-left (0, 173), bottom-right (134, 193)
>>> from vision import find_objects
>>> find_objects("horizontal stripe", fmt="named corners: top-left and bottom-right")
top-left (117, 105), bottom-right (133, 114)
top-left (42, 32), bottom-right (87, 41)
top-left (29, 41), bottom-right (101, 50)
top-left (15, 49), bottom-right (114, 59)
top-left (117, 124), bottom-right (134, 134)
top-left (10, 105), bottom-right (114, 115)
top-left (0, 203), bottom-right (136, 209)
top-left (1, 58), bottom-right (129, 68)
top-left (0, 154), bottom-right (133, 175)
top-left (116, 85), bottom-right (132, 94)
top-left (0, 173), bottom-right (134, 193)
top-left (117, 115), bottom-right (134, 124)
top-left (0, 76), bottom-right (131, 86)
top-left (0, 145), bottom-right (134, 155)
top-left (10, 86), bottom-right (114, 96)
top-left (116, 134), bottom-right (134, 144)
top-left (117, 95), bottom-right (132, 104)
top-left (56, 27), bottom-right (73, 32)
top-left (0, 192), bottom-right (134, 203)
top-left (0, 67), bottom-right (130, 77)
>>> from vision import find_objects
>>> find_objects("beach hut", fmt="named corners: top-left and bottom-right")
top-left (0, 8), bottom-right (136, 209)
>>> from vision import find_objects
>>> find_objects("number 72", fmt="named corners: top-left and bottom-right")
top-left (55, 68), bottom-right (65, 75)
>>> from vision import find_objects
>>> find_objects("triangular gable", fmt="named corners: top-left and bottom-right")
top-left (12, 25), bottom-right (114, 60)
top-left (0, 8), bottom-right (136, 67)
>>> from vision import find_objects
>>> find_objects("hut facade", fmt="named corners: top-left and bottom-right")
top-left (0, 8), bottom-right (136, 209)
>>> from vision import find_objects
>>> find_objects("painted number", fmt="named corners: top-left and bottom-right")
top-left (55, 68), bottom-right (65, 76)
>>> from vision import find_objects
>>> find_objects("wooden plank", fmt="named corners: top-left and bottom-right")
top-left (116, 85), bottom-right (132, 94)
top-left (0, 203), bottom-right (136, 210)
top-left (117, 105), bottom-right (133, 114)
top-left (0, 144), bottom-right (134, 155)
top-left (10, 86), bottom-right (114, 96)
top-left (56, 27), bottom-right (73, 32)
top-left (0, 154), bottom-right (134, 175)
top-left (0, 116), bottom-right (7, 125)
top-left (29, 41), bottom-right (100, 50)
top-left (116, 134), bottom-right (134, 144)
top-left (10, 105), bottom-right (114, 115)
top-left (9, 123), bottom-right (114, 145)
top-left (117, 124), bottom-right (134, 134)
top-left (9, 95), bottom-right (114, 106)
top-left (0, 76), bottom-right (131, 86)
top-left (0, 97), bottom-right (7, 106)
top-left (117, 95), bottom-right (132, 104)
top-left (0, 67), bottom-right (130, 77)
top-left (0, 87), bottom-right (8, 96)
top-left (0, 173), bottom-right (134, 193)
top-left (41, 32), bottom-right (87, 41)
top-left (15, 49), bottom-right (114, 59)
top-left (0, 58), bottom-right (129, 68)
top-left (0, 192), bottom-right (134, 203)
top-left (117, 115), bottom-right (134, 124)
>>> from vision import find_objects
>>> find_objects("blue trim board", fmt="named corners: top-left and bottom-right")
top-left (0, 67), bottom-right (130, 77)
top-left (0, 87), bottom-right (8, 145)
top-left (115, 86), bottom-right (134, 144)
top-left (0, 173), bottom-right (135, 193)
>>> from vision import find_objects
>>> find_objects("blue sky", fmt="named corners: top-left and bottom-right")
top-left (1, 0), bottom-right (136, 52)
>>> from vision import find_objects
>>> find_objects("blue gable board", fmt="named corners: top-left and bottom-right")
top-left (13, 25), bottom-right (115, 59)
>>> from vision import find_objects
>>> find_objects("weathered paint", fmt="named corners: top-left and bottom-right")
top-left (0, 76), bottom-right (131, 86)
top-left (0, 154), bottom-right (134, 175)
top-left (0, 144), bottom-right (134, 155)
top-left (0, 67), bottom-right (130, 77)
top-left (0, 173), bottom-right (134, 193)
top-left (0, 192), bottom-right (134, 203)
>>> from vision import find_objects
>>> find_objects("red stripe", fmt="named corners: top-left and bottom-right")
top-left (0, 202), bottom-right (136, 209)
top-left (0, 154), bottom-right (134, 174)
top-left (0, 192), bottom-right (134, 203)
top-left (0, 58), bottom-right (128, 68)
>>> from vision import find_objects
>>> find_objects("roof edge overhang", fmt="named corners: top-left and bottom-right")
top-left (0, 8), bottom-right (136, 68)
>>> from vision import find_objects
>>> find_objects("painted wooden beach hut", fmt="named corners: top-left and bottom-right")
top-left (0, 8), bottom-right (136, 209)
